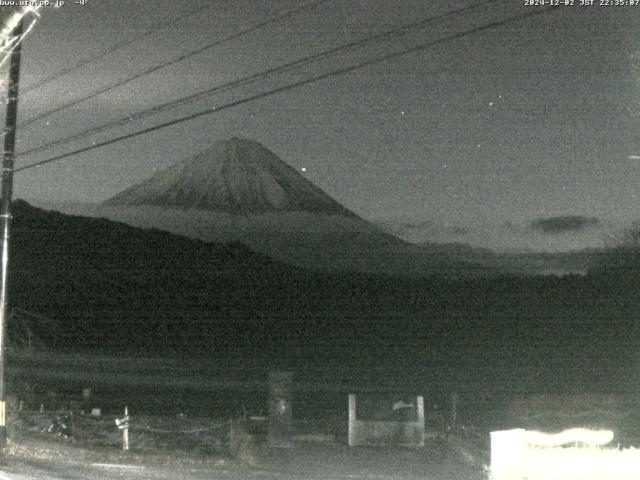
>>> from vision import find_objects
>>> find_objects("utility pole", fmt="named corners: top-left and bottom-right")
top-left (0, 18), bottom-right (23, 452)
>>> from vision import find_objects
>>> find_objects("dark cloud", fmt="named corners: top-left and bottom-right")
top-left (530, 215), bottom-right (600, 234)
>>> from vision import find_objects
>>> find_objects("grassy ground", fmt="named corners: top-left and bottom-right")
top-left (6, 410), bottom-right (488, 480)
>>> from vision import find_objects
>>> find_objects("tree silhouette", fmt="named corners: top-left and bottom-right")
top-left (592, 221), bottom-right (640, 276)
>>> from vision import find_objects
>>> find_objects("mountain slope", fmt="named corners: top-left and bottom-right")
top-left (9, 200), bottom-right (310, 354)
top-left (105, 137), bottom-right (357, 217)
top-left (38, 137), bottom-right (498, 277)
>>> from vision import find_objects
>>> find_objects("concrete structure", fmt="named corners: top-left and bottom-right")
top-left (348, 393), bottom-right (425, 447)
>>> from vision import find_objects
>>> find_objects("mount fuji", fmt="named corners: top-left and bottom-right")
top-left (105, 137), bottom-right (357, 217)
top-left (36, 138), bottom-right (488, 276)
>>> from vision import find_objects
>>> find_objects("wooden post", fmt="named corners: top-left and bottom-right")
top-left (348, 394), bottom-right (356, 447)
top-left (416, 395), bottom-right (425, 446)
top-left (81, 387), bottom-right (91, 413)
top-left (267, 371), bottom-right (292, 448)
top-left (123, 406), bottom-right (129, 451)
top-left (451, 392), bottom-right (459, 434)
top-left (116, 406), bottom-right (130, 451)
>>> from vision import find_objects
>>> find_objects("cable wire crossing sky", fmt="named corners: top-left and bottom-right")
top-left (4, 0), bottom-right (640, 252)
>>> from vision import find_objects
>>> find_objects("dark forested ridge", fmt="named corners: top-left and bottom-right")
top-left (8, 201), bottom-right (640, 394)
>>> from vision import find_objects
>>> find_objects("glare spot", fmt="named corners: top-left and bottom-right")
top-left (490, 428), bottom-right (619, 480)
top-left (301, 167), bottom-right (307, 172)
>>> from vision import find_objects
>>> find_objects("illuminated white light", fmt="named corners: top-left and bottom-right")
top-left (301, 167), bottom-right (306, 172)
top-left (0, 7), bottom-right (41, 68)
top-left (490, 428), bottom-right (640, 480)
top-left (0, 7), bottom-right (40, 41)
top-left (524, 428), bottom-right (613, 447)
top-left (629, 154), bottom-right (640, 160)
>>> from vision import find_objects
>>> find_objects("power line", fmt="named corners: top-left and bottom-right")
top-left (17, 0), bottom-right (332, 130)
top-left (15, 5), bottom-right (558, 174)
top-left (15, 2), bottom-right (219, 102)
top-left (18, 0), bottom-right (506, 158)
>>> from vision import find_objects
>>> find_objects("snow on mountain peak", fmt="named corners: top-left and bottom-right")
top-left (105, 137), bottom-right (357, 217)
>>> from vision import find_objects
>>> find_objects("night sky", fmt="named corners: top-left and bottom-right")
top-left (3, 0), bottom-right (640, 251)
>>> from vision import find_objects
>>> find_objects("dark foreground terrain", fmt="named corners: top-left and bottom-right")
top-left (4, 351), bottom-right (638, 480)
top-left (8, 200), bottom-right (640, 399)
top-left (5, 202), bottom-right (640, 478)
top-left (4, 407), bottom-right (486, 480)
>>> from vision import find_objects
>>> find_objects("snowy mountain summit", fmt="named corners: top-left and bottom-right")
top-left (37, 138), bottom-right (490, 276)
top-left (106, 137), bottom-right (357, 217)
